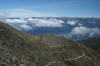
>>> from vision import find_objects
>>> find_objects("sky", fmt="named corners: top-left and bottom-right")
top-left (0, 0), bottom-right (100, 18)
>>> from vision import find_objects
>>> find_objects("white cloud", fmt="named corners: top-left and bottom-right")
top-left (69, 26), bottom-right (100, 37)
top-left (3, 18), bottom-right (64, 31)
top-left (7, 9), bottom-right (56, 18)
top-left (28, 18), bottom-right (64, 27)
top-left (67, 20), bottom-right (77, 25)
top-left (20, 24), bottom-right (32, 30)
top-left (78, 23), bottom-right (83, 25)
top-left (6, 19), bottom-right (27, 23)
top-left (7, 19), bottom-right (27, 23)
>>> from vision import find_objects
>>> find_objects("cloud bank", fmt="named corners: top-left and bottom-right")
top-left (20, 24), bottom-right (32, 30)
top-left (1, 16), bottom-right (100, 40)
top-left (28, 18), bottom-right (64, 27)
top-left (58, 26), bottom-right (100, 40)
top-left (67, 20), bottom-right (77, 25)
top-left (69, 26), bottom-right (100, 37)
top-left (4, 18), bottom-right (64, 31)
top-left (6, 19), bottom-right (27, 23)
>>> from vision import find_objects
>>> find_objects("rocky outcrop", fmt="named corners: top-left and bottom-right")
top-left (0, 21), bottom-right (100, 66)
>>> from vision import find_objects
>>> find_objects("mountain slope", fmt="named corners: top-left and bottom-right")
top-left (0, 21), bottom-right (100, 66)
top-left (78, 37), bottom-right (100, 53)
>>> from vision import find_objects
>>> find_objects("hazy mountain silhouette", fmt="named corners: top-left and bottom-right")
top-left (78, 37), bottom-right (100, 53)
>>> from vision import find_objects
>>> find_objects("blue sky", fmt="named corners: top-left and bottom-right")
top-left (0, 0), bottom-right (100, 18)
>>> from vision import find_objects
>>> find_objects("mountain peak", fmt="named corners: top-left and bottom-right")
top-left (0, 21), bottom-right (100, 66)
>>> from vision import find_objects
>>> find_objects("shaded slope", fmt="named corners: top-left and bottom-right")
top-left (78, 37), bottom-right (100, 53)
top-left (0, 21), bottom-right (100, 66)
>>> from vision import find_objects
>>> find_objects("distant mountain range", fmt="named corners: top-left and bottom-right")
top-left (0, 21), bottom-right (100, 66)
top-left (1, 17), bottom-right (100, 40)
top-left (78, 37), bottom-right (100, 53)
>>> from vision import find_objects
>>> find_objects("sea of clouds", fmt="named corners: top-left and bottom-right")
top-left (0, 17), bottom-right (100, 40)
top-left (5, 18), bottom-right (64, 30)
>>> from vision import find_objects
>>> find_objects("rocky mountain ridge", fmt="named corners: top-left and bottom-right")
top-left (0, 21), bottom-right (100, 66)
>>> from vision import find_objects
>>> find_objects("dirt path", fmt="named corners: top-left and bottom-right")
top-left (45, 43), bottom-right (86, 66)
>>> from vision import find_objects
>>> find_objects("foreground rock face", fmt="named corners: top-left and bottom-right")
top-left (0, 21), bottom-right (100, 66)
